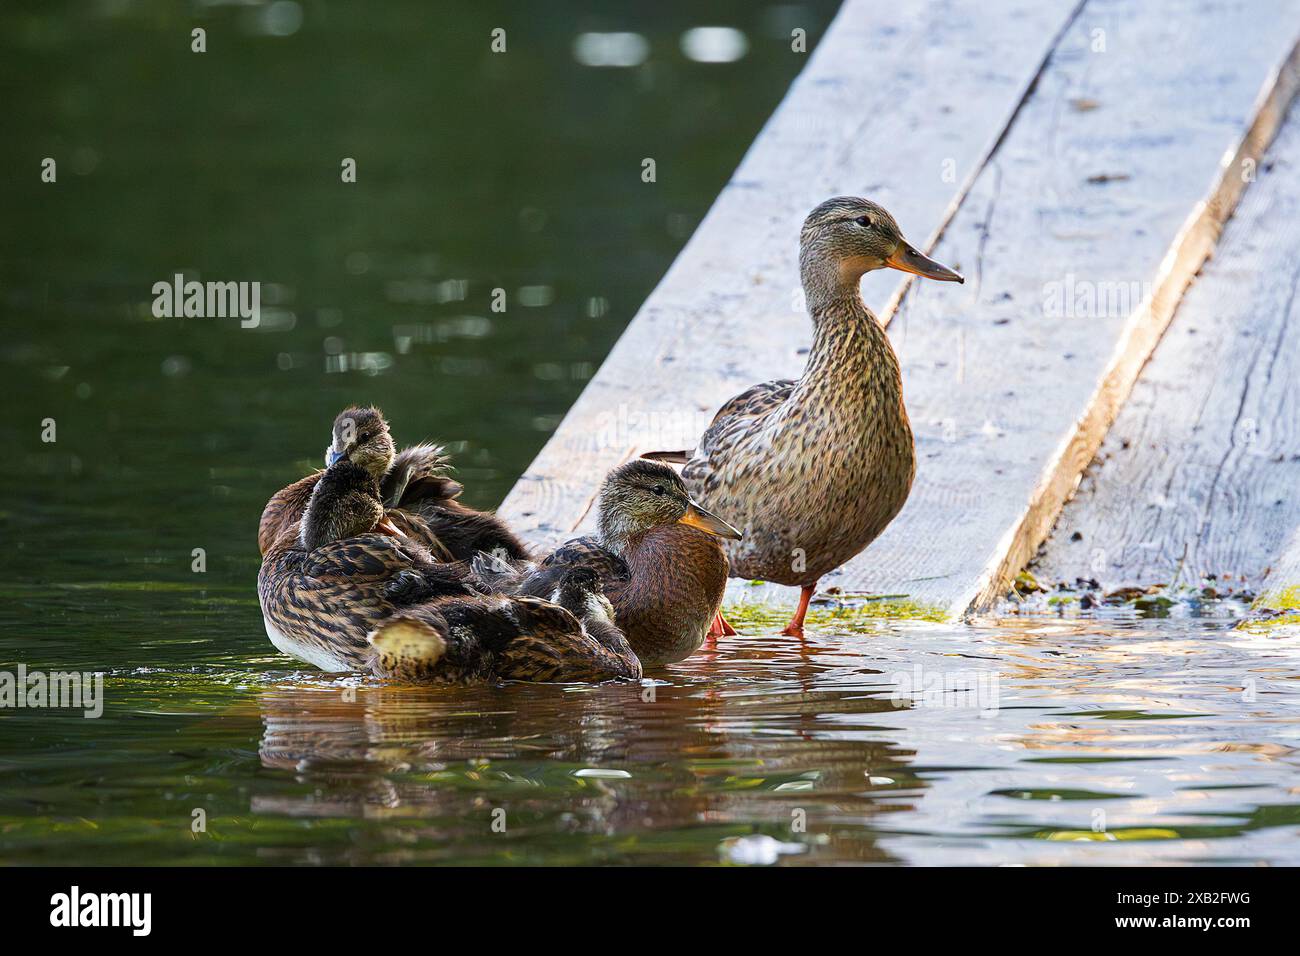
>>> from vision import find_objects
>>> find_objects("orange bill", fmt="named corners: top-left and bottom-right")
top-left (679, 502), bottom-right (743, 540)
top-left (885, 239), bottom-right (964, 283)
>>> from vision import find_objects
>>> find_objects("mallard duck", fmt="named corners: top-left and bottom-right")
top-left (257, 406), bottom-right (529, 562)
top-left (645, 197), bottom-right (963, 636)
top-left (478, 460), bottom-right (742, 665)
top-left (260, 456), bottom-right (641, 683)
top-left (258, 459), bottom-right (475, 671)
top-left (369, 566), bottom-right (642, 683)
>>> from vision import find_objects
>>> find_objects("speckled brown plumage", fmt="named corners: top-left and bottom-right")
top-left (258, 472), bottom-right (320, 556)
top-left (258, 527), bottom-right (475, 672)
top-left (369, 571), bottom-right (642, 683)
top-left (257, 408), bottom-right (529, 563)
top-left (488, 461), bottom-right (737, 666)
top-left (646, 198), bottom-right (963, 609)
top-left (603, 523), bottom-right (728, 665)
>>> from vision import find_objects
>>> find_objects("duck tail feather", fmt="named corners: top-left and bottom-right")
top-left (368, 614), bottom-right (449, 680)
top-left (468, 550), bottom-right (531, 594)
top-left (381, 443), bottom-right (458, 508)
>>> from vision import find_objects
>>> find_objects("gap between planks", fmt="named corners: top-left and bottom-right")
top-left (985, 33), bottom-right (1300, 613)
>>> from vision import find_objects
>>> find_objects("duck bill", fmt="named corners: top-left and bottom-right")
top-left (376, 515), bottom-right (407, 539)
top-left (679, 502), bottom-right (743, 541)
top-left (885, 239), bottom-right (964, 283)
top-left (326, 448), bottom-right (345, 467)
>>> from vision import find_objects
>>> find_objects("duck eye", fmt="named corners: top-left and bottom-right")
top-left (855, 215), bottom-right (873, 228)
top-left (652, 484), bottom-right (665, 496)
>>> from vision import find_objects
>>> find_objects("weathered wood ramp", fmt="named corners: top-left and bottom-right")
top-left (1034, 111), bottom-right (1300, 598)
top-left (500, 0), bottom-right (1300, 620)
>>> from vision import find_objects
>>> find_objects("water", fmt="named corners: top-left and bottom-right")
top-left (3, 2), bottom-right (1299, 866)
top-left (4, 603), bottom-right (1298, 865)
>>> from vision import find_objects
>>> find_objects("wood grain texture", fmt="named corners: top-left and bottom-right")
top-left (501, 0), bottom-right (1300, 620)
top-left (1033, 113), bottom-right (1300, 592)
top-left (499, 0), bottom-right (1083, 543)
top-left (1258, 525), bottom-right (1300, 612)
top-left (780, 0), bottom-right (1300, 616)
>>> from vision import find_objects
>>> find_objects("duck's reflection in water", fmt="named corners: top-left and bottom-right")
top-left (252, 636), bottom-right (922, 863)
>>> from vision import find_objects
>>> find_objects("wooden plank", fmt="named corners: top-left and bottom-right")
top-left (1258, 526), bottom-right (1300, 613)
top-left (1032, 111), bottom-right (1300, 596)
top-left (802, 0), bottom-right (1300, 617)
top-left (502, 0), bottom-right (1300, 622)
top-left (498, 0), bottom-right (1084, 545)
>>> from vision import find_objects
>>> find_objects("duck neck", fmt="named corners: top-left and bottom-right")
top-left (597, 512), bottom-right (643, 561)
top-left (798, 262), bottom-right (900, 399)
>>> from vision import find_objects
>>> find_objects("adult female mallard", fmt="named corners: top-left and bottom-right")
top-left (645, 197), bottom-right (963, 636)
top-left (478, 460), bottom-right (742, 666)
top-left (259, 456), bottom-right (640, 682)
top-left (257, 406), bottom-right (529, 562)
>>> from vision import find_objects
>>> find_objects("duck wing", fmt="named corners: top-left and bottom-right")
top-left (380, 443), bottom-right (462, 509)
top-left (302, 534), bottom-right (474, 603)
top-left (258, 472), bottom-right (321, 556)
top-left (643, 379), bottom-right (796, 475)
top-left (382, 442), bottom-right (530, 562)
top-left (515, 537), bottom-right (630, 599)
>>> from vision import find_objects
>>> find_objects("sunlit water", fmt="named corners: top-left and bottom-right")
top-left (4, 2), bottom-right (1300, 867)
top-left (3, 592), bottom-right (1298, 865)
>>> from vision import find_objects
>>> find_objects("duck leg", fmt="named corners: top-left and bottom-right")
top-left (780, 585), bottom-right (815, 637)
top-left (708, 610), bottom-right (737, 638)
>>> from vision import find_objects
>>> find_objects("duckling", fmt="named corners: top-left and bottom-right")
top-left (257, 406), bottom-right (528, 562)
top-left (257, 459), bottom-right (475, 672)
top-left (645, 197), bottom-right (963, 636)
top-left (369, 567), bottom-right (641, 683)
top-left (479, 460), bottom-right (742, 666)
top-left (333, 406), bottom-right (530, 561)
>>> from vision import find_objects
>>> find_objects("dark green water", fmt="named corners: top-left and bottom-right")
top-left (4, 1), bottom-right (1300, 866)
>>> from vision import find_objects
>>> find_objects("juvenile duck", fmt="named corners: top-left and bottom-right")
top-left (369, 567), bottom-right (642, 683)
top-left (258, 459), bottom-right (474, 671)
top-left (480, 460), bottom-right (742, 666)
top-left (645, 197), bottom-right (963, 636)
top-left (257, 406), bottom-right (529, 562)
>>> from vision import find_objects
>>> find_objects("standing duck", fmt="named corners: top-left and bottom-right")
top-left (645, 197), bottom-right (963, 636)
top-left (257, 406), bottom-right (529, 562)
top-left (479, 460), bottom-right (742, 665)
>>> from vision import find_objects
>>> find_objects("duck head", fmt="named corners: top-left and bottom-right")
top-left (596, 460), bottom-right (742, 557)
top-left (799, 196), bottom-right (963, 304)
top-left (300, 460), bottom-right (404, 550)
top-left (324, 406), bottom-right (396, 479)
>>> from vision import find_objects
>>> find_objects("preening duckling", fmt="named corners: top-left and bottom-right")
top-left (258, 406), bottom-right (529, 562)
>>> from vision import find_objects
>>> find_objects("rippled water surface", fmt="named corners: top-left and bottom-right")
top-left (4, 597), bottom-right (1299, 865)
top-left (4, 2), bottom-right (1300, 867)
